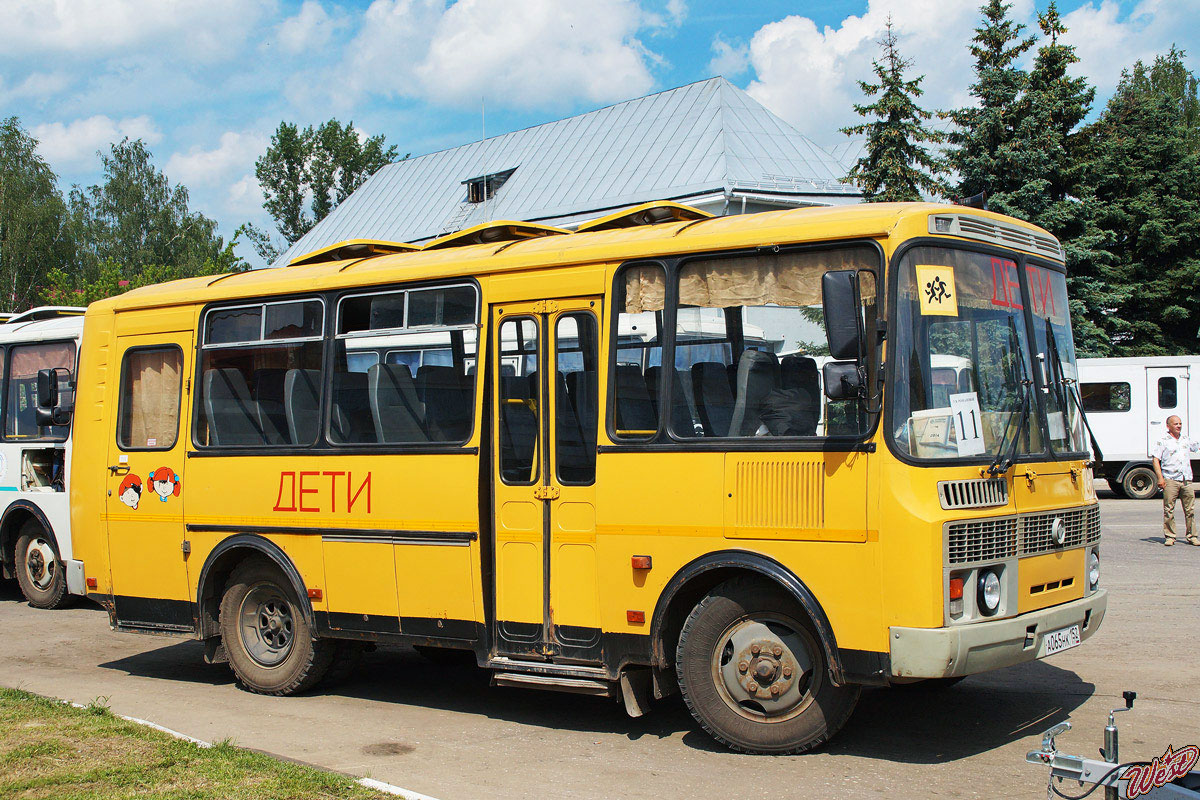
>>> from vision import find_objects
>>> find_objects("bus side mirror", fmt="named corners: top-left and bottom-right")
top-left (35, 368), bottom-right (73, 427)
top-left (822, 270), bottom-right (864, 362)
top-left (823, 361), bottom-right (863, 401)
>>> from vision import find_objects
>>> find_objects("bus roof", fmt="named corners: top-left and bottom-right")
top-left (0, 313), bottom-right (84, 342)
top-left (94, 203), bottom-right (1062, 315)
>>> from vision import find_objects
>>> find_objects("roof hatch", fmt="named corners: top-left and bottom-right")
top-left (575, 201), bottom-right (711, 233)
top-left (287, 238), bottom-right (419, 267)
top-left (422, 221), bottom-right (570, 251)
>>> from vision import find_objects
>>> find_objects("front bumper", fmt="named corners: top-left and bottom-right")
top-left (889, 589), bottom-right (1107, 679)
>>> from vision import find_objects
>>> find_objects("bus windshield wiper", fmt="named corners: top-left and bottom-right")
top-left (987, 318), bottom-right (1032, 477)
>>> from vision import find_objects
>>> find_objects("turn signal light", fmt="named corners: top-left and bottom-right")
top-left (85, 577), bottom-right (98, 590)
top-left (307, 588), bottom-right (323, 601)
top-left (949, 577), bottom-right (964, 601)
top-left (626, 610), bottom-right (645, 624)
top-left (631, 555), bottom-right (652, 570)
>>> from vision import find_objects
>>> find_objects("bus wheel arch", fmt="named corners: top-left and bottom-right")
top-left (1, 502), bottom-right (69, 609)
top-left (195, 535), bottom-right (315, 642)
top-left (650, 551), bottom-right (844, 685)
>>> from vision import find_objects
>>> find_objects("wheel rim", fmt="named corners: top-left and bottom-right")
top-left (710, 613), bottom-right (821, 723)
top-left (1129, 472), bottom-right (1152, 496)
top-left (238, 583), bottom-right (296, 667)
top-left (25, 538), bottom-right (57, 591)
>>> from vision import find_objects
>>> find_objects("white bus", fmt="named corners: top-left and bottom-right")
top-left (0, 307), bottom-right (86, 607)
top-left (1078, 356), bottom-right (1200, 498)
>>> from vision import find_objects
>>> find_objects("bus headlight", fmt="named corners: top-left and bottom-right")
top-left (1089, 550), bottom-right (1100, 590)
top-left (978, 570), bottom-right (1002, 615)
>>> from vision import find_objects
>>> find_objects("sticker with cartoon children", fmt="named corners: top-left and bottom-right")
top-left (149, 467), bottom-right (181, 503)
top-left (118, 474), bottom-right (143, 510)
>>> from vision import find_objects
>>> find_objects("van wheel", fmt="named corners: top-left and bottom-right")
top-left (1122, 466), bottom-right (1159, 500)
top-left (219, 559), bottom-right (332, 695)
top-left (15, 525), bottom-right (69, 609)
top-left (675, 578), bottom-right (859, 754)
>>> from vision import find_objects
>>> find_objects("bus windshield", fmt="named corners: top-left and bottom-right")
top-left (891, 245), bottom-right (1044, 461)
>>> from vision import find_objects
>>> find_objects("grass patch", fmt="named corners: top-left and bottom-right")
top-left (0, 688), bottom-right (390, 799)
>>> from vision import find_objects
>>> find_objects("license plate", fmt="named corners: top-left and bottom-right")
top-left (1042, 624), bottom-right (1081, 656)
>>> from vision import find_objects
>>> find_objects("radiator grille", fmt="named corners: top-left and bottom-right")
top-left (1020, 505), bottom-right (1101, 556)
top-left (938, 478), bottom-right (1008, 510)
top-left (947, 505), bottom-right (1100, 565)
top-left (947, 517), bottom-right (1018, 565)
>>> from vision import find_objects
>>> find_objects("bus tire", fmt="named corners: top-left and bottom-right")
top-left (219, 559), bottom-right (332, 696)
top-left (1121, 466), bottom-right (1159, 500)
top-left (15, 525), bottom-right (69, 610)
top-left (675, 577), bottom-right (859, 754)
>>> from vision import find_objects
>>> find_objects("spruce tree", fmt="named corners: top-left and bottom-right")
top-left (1076, 49), bottom-right (1200, 355)
top-left (842, 20), bottom-right (945, 202)
top-left (942, 0), bottom-right (1036, 198)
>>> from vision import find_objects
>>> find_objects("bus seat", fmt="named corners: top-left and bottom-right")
top-left (283, 368), bottom-right (321, 445)
top-left (500, 375), bottom-right (538, 481)
top-left (252, 368), bottom-right (289, 444)
top-left (418, 365), bottom-right (470, 441)
top-left (565, 370), bottom-right (597, 456)
top-left (729, 350), bottom-right (780, 436)
top-left (368, 363), bottom-right (428, 443)
top-left (554, 371), bottom-right (593, 482)
top-left (203, 368), bottom-right (267, 446)
top-left (331, 371), bottom-right (376, 443)
top-left (614, 364), bottom-right (656, 435)
top-left (646, 366), bottom-right (695, 436)
top-left (692, 362), bottom-right (735, 437)
top-left (778, 355), bottom-right (820, 436)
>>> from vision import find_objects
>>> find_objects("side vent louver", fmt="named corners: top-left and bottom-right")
top-left (938, 478), bottom-right (1008, 510)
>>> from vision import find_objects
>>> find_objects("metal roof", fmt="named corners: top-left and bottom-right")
top-left (274, 77), bottom-right (862, 267)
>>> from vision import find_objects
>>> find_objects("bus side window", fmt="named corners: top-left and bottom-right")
top-left (117, 347), bottom-right (183, 450)
top-left (612, 264), bottom-right (664, 441)
top-left (6, 341), bottom-right (76, 441)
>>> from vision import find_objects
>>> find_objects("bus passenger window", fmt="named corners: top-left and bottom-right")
top-left (333, 284), bottom-right (478, 445)
top-left (5, 341), bottom-right (76, 441)
top-left (612, 264), bottom-right (663, 440)
top-left (499, 318), bottom-right (538, 483)
top-left (672, 247), bottom-right (876, 438)
top-left (117, 347), bottom-right (183, 450)
top-left (196, 299), bottom-right (324, 448)
top-left (556, 313), bottom-right (598, 484)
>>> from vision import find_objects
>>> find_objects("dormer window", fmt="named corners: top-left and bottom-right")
top-left (464, 168), bottom-right (516, 203)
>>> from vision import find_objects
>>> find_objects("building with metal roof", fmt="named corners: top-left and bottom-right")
top-left (274, 77), bottom-right (863, 266)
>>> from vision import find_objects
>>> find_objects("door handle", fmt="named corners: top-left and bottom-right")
top-left (109, 464), bottom-right (130, 475)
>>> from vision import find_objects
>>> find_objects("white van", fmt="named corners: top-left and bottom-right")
top-left (0, 308), bottom-right (86, 607)
top-left (1077, 356), bottom-right (1200, 498)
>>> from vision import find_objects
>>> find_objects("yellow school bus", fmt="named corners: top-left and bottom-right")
top-left (68, 202), bottom-right (1106, 753)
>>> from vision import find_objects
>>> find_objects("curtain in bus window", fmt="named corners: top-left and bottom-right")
top-left (678, 248), bottom-right (877, 308)
top-left (613, 265), bottom-right (663, 440)
top-left (6, 341), bottom-right (76, 440)
top-left (119, 349), bottom-right (182, 449)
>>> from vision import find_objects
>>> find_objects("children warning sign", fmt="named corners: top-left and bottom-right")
top-left (916, 265), bottom-right (958, 317)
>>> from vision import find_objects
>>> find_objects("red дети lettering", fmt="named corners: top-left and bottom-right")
top-left (272, 470), bottom-right (371, 514)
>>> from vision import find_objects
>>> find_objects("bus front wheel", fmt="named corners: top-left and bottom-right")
top-left (15, 525), bottom-right (69, 610)
top-left (219, 559), bottom-right (333, 696)
top-left (675, 577), bottom-right (859, 754)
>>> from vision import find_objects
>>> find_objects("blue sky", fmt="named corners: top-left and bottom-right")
top-left (3, 0), bottom-right (1197, 265)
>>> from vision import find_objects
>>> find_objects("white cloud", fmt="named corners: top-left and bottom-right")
top-left (276, 1), bottom-right (345, 54)
top-left (666, 0), bottom-right (686, 26)
top-left (164, 130), bottom-right (270, 189)
top-left (0, 0), bottom-right (272, 60)
top-left (744, 0), bottom-right (992, 149)
top-left (708, 36), bottom-right (749, 78)
top-left (0, 71), bottom-right (72, 104)
top-left (344, 0), bottom-right (658, 109)
top-left (226, 173), bottom-right (268, 218)
top-left (32, 115), bottom-right (163, 170)
top-left (1062, 0), bottom-right (1200, 94)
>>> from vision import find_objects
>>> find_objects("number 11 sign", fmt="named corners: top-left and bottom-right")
top-left (949, 392), bottom-right (986, 456)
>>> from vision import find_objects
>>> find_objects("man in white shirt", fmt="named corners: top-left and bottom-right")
top-left (1152, 415), bottom-right (1199, 546)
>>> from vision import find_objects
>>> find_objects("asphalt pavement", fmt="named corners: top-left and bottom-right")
top-left (2, 485), bottom-right (1198, 799)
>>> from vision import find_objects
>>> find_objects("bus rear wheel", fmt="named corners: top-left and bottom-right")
top-left (15, 525), bottom-right (69, 609)
top-left (675, 578), bottom-right (859, 754)
top-left (219, 559), bottom-right (332, 696)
